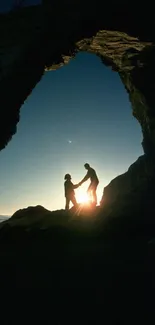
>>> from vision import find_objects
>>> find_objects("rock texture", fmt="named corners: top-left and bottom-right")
top-left (0, 204), bottom-right (153, 323)
top-left (0, 1), bottom-right (155, 151)
top-left (100, 155), bottom-right (155, 216)
top-left (1, 4), bottom-right (155, 318)
top-left (1, 1), bottom-right (155, 211)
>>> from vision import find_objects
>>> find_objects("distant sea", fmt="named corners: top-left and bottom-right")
top-left (0, 216), bottom-right (10, 223)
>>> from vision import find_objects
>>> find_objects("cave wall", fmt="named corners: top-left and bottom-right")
top-left (0, 2), bottom-right (155, 152)
top-left (1, 1), bottom-right (155, 210)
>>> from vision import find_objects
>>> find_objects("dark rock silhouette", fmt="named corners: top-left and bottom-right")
top-left (0, 1), bottom-right (155, 219)
top-left (0, 2), bottom-right (155, 155)
top-left (0, 2), bottom-right (155, 322)
top-left (0, 204), bottom-right (100, 230)
top-left (11, 204), bottom-right (50, 219)
top-left (100, 154), bottom-right (155, 213)
top-left (0, 204), bottom-right (154, 323)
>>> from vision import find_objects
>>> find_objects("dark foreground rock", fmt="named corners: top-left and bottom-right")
top-left (0, 205), bottom-right (154, 324)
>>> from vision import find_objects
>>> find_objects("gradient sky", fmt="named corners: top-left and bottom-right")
top-left (0, 52), bottom-right (143, 215)
top-left (0, 2), bottom-right (143, 215)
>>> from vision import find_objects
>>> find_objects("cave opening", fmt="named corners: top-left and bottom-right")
top-left (0, 52), bottom-right (143, 216)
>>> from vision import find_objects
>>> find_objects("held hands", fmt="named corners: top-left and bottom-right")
top-left (74, 182), bottom-right (82, 189)
top-left (74, 182), bottom-right (81, 188)
top-left (74, 183), bottom-right (80, 189)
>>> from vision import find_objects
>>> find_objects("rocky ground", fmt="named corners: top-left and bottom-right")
top-left (0, 204), bottom-right (154, 324)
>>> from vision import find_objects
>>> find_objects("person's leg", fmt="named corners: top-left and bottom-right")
top-left (65, 197), bottom-right (70, 210)
top-left (71, 195), bottom-right (78, 208)
top-left (92, 184), bottom-right (98, 205)
top-left (92, 189), bottom-right (97, 205)
top-left (87, 184), bottom-right (93, 202)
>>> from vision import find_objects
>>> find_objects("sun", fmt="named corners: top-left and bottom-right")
top-left (76, 189), bottom-right (89, 204)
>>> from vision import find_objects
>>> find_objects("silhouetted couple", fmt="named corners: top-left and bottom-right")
top-left (64, 163), bottom-right (99, 210)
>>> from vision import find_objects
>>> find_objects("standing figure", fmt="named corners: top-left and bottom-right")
top-left (64, 174), bottom-right (79, 210)
top-left (79, 163), bottom-right (99, 206)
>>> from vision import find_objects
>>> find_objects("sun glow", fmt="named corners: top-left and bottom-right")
top-left (76, 189), bottom-right (89, 204)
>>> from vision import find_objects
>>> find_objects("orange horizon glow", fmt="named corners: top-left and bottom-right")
top-left (0, 185), bottom-right (104, 216)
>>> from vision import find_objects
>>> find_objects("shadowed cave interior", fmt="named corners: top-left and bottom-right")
top-left (0, 1), bottom-right (155, 323)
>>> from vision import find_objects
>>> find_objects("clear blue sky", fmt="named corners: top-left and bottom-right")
top-left (0, 2), bottom-right (143, 215)
top-left (0, 52), bottom-right (143, 215)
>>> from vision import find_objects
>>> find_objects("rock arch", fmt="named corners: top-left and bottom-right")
top-left (0, 1), bottom-right (155, 211)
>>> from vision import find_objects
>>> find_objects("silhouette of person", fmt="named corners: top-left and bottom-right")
top-left (78, 163), bottom-right (99, 206)
top-left (64, 174), bottom-right (79, 210)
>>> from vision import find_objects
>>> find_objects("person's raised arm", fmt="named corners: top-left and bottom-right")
top-left (73, 184), bottom-right (79, 189)
top-left (79, 171), bottom-right (89, 186)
